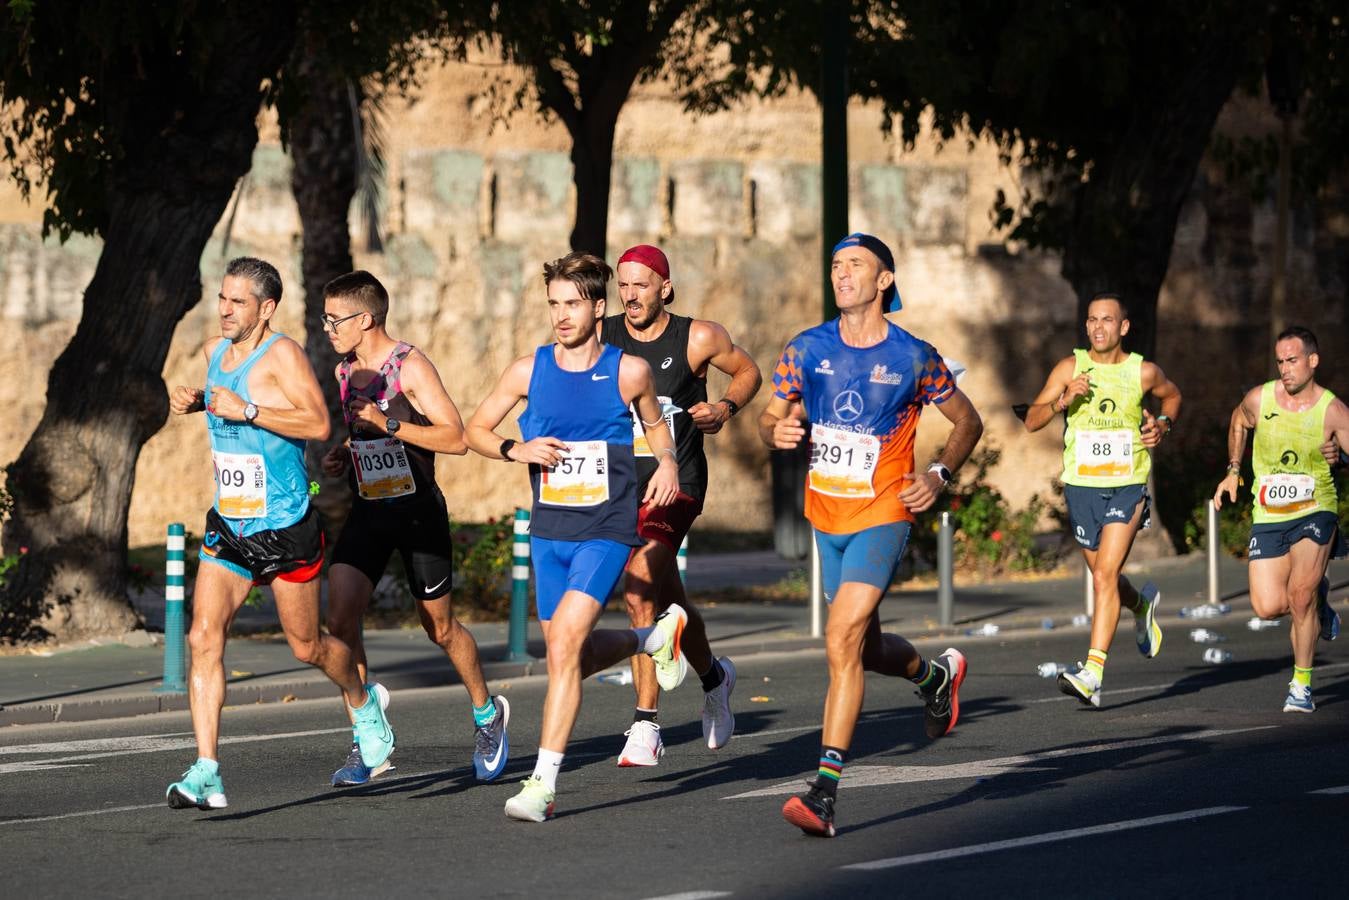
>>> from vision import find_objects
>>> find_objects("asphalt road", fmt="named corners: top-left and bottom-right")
top-left (2, 618), bottom-right (1346, 898)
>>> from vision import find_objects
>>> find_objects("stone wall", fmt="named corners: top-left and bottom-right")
top-left (0, 64), bottom-right (1344, 549)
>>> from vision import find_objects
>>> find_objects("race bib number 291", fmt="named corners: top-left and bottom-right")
top-left (808, 424), bottom-right (879, 499)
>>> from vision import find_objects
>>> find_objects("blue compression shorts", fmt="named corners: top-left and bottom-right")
top-left (814, 522), bottom-right (912, 602)
top-left (530, 536), bottom-right (632, 621)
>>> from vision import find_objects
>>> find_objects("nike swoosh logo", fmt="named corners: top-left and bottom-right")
top-left (1263, 413), bottom-right (1278, 420)
top-left (591, 374), bottom-right (610, 381)
top-left (484, 735), bottom-right (505, 770)
top-left (424, 576), bottom-right (449, 595)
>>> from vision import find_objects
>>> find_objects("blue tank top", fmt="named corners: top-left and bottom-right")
top-left (518, 343), bottom-right (639, 545)
top-left (204, 334), bottom-right (310, 535)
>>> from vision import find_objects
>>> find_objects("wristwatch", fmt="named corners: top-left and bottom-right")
top-left (720, 398), bottom-right (740, 418)
top-left (243, 402), bottom-right (259, 424)
top-left (385, 417), bottom-right (400, 435)
top-left (928, 463), bottom-right (951, 484)
top-left (1155, 414), bottom-right (1173, 432)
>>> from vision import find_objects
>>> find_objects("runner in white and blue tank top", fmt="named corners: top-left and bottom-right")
top-left (465, 251), bottom-right (690, 824)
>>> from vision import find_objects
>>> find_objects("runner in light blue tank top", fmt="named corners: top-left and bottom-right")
top-left (204, 333), bottom-right (309, 535)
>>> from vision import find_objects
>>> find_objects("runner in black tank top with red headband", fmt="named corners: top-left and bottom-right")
top-left (319, 271), bottom-right (510, 787)
top-left (601, 244), bottom-right (763, 766)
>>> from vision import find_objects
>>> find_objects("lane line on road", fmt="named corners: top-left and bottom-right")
top-left (1308, 785), bottom-right (1349, 795)
top-left (1028, 659), bottom-right (1349, 704)
top-left (840, 806), bottom-right (1247, 870)
top-left (639, 893), bottom-right (732, 900)
top-left (723, 727), bottom-right (1275, 799)
top-left (1, 804), bottom-right (163, 827)
top-left (0, 727), bottom-right (349, 776)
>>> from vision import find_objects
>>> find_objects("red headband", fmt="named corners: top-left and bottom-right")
top-left (617, 244), bottom-right (670, 280)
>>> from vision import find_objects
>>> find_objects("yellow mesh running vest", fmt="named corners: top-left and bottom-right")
top-left (1061, 350), bottom-right (1149, 487)
top-left (1251, 381), bottom-right (1337, 524)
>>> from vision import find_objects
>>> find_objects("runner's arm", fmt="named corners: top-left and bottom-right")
top-left (758, 395), bottom-right (807, 450)
top-left (169, 338), bottom-right (222, 415)
top-left (1140, 362), bottom-right (1182, 447)
top-left (1023, 357), bottom-right (1084, 433)
top-left (1213, 387), bottom-right (1259, 508)
top-left (209, 339), bottom-right (329, 440)
top-left (899, 388), bottom-right (983, 513)
top-left (465, 356), bottom-right (567, 466)
top-left (686, 320), bottom-right (763, 434)
top-left (363, 351), bottom-right (468, 455)
top-left (1324, 398), bottom-right (1349, 467)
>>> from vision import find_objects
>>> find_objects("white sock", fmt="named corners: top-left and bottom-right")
top-left (532, 748), bottom-right (564, 791)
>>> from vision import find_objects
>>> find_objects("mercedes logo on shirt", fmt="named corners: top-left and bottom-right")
top-left (833, 390), bottom-right (864, 422)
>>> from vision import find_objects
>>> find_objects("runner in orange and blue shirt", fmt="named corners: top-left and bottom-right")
top-left (759, 233), bottom-right (984, 838)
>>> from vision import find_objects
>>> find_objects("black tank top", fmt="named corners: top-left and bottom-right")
top-left (338, 342), bottom-right (441, 505)
top-left (601, 314), bottom-right (708, 500)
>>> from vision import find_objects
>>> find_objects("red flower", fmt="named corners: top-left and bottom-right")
top-left (19, 546), bottom-right (28, 554)
top-left (949, 499), bottom-right (962, 511)
top-left (991, 530), bottom-right (1003, 542)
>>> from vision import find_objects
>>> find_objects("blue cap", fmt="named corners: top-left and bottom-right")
top-left (832, 233), bottom-right (902, 312)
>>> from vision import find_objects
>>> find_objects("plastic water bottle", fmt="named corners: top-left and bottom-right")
top-left (1247, 617), bottom-right (1282, 631)
top-left (596, 667), bottom-right (633, 685)
top-left (1041, 618), bottom-right (1056, 630)
top-left (1036, 662), bottom-right (1068, 678)
top-left (966, 623), bottom-right (1000, 637)
top-left (1071, 614), bottom-right (1090, 627)
top-left (1202, 648), bottom-right (1233, 664)
top-left (1180, 603), bottom-right (1232, 619)
top-left (1188, 628), bottom-right (1225, 644)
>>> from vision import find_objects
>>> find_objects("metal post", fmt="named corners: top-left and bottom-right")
top-left (156, 523), bottom-right (186, 694)
top-left (938, 512), bottom-right (954, 627)
top-left (820, 8), bottom-right (848, 320)
top-left (677, 534), bottom-right (688, 585)
top-left (810, 534), bottom-right (823, 638)
top-left (1207, 499), bottom-right (1220, 605)
top-left (507, 508), bottom-right (533, 662)
top-left (1084, 564), bottom-right (1095, 617)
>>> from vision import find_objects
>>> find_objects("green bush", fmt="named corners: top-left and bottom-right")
top-left (450, 513), bottom-right (515, 618)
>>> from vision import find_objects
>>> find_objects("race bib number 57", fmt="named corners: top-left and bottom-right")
top-left (539, 440), bottom-right (610, 507)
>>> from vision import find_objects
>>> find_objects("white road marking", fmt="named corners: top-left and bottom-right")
top-left (723, 727), bottom-right (1275, 799)
top-left (1029, 659), bottom-right (1349, 704)
top-left (0, 727), bottom-right (348, 776)
top-left (0, 804), bottom-right (164, 827)
top-left (1308, 785), bottom-right (1349, 795)
top-left (640, 893), bottom-right (732, 900)
top-left (841, 806), bottom-right (1247, 870)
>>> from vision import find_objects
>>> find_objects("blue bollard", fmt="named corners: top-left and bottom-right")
top-left (156, 522), bottom-right (187, 694)
top-left (506, 508), bottom-right (534, 662)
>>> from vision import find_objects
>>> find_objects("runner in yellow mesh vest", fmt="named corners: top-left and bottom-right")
top-left (1214, 326), bottom-right (1349, 713)
top-left (1024, 293), bottom-right (1182, 707)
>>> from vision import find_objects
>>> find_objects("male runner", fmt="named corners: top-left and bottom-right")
top-left (601, 244), bottom-right (762, 765)
top-left (465, 251), bottom-right (687, 822)
top-left (165, 257), bottom-right (392, 809)
top-left (318, 271), bottom-right (509, 785)
top-left (759, 233), bottom-right (982, 837)
top-left (1214, 326), bottom-right (1348, 712)
top-left (1024, 293), bottom-right (1181, 707)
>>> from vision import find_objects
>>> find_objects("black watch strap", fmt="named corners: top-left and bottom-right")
top-left (499, 438), bottom-right (517, 461)
top-left (720, 398), bottom-right (739, 417)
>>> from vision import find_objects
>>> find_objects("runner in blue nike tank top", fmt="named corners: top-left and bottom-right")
top-left (165, 257), bottom-right (392, 811)
top-left (466, 252), bottom-right (687, 823)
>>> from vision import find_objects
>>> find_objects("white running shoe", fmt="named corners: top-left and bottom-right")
top-left (701, 657), bottom-right (737, 749)
top-left (504, 776), bottom-right (555, 822)
top-left (617, 720), bottom-right (665, 767)
top-left (646, 603), bottom-right (689, 692)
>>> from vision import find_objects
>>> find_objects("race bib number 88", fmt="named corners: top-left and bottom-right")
top-left (1074, 429), bottom-right (1133, 479)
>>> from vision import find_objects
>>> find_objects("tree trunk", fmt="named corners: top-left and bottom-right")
top-left (0, 12), bottom-right (296, 644)
top-left (290, 47), bottom-right (359, 539)
top-left (567, 116), bottom-right (618, 257)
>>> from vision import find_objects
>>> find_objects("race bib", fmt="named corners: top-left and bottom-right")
top-left (1257, 473), bottom-right (1317, 514)
top-left (632, 397), bottom-right (679, 458)
top-left (350, 438), bottom-right (416, 500)
top-left (1074, 429), bottom-right (1133, 479)
top-left (808, 424), bottom-right (879, 498)
top-left (213, 451), bottom-right (267, 519)
top-left (539, 440), bottom-right (610, 507)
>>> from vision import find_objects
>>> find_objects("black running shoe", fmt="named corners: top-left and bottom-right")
top-left (782, 787), bottom-right (836, 838)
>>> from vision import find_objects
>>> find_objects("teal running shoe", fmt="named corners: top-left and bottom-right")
top-left (473, 696), bottom-right (511, 782)
top-left (351, 684), bottom-right (395, 769)
top-left (1135, 581), bottom-right (1163, 658)
top-left (166, 760), bottom-right (227, 810)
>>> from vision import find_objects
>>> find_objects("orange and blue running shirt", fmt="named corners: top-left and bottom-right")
top-left (772, 320), bottom-right (956, 534)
